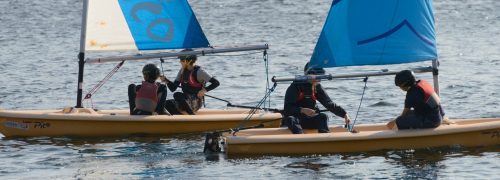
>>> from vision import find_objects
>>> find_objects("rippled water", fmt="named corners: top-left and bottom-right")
top-left (1, 0), bottom-right (499, 179)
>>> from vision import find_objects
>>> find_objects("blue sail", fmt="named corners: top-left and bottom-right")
top-left (309, 0), bottom-right (437, 68)
top-left (112, 0), bottom-right (209, 51)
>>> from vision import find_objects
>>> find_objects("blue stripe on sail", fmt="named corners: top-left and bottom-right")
top-left (357, 20), bottom-right (434, 46)
top-left (118, 0), bottom-right (209, 50)
top-left (310, 0), bottom-right (437, 68)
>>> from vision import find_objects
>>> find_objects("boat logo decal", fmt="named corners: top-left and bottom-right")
top-left (32, 121), bottom-right (51, 129)
top-left (3, 120), bottom-right (51, 130)
top-left (482, 131), bottom-right (500, 139)
top-left (3, 121), bottom-right (29, 130)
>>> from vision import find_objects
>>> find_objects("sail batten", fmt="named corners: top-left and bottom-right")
top-left (85, 0), bottom-right (209, 52)
top-left (309, 0), bottom-right (437, 68)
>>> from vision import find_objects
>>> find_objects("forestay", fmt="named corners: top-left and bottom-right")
top-left (309, 0), bottom-right (437, 68)
top-left (85, 0), bottom-right (209, 52)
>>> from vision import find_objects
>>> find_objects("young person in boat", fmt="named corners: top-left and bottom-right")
top-left (160, 49), bottom-right (220, 115)
top-left (387, 70), bottom-right (446, 130)
top-left (128, 64), bottom-right (170, 115)
top-left (282, 63), bottom-right (352, 134)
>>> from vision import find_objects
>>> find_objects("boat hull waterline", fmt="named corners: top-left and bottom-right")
top-left (0, 108), bottom-right (282, 137)
top-left (223, 118), bottom-right (500, 155)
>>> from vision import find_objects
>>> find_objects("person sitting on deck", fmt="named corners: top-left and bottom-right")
top-left (387, 70), bottom-right (446, 130)
top-left (282, 63), bottom-right (352, 134)
top-left (160, 49), bottom-right (220, 115)
top-left (128, 64), bottom-right (170, 115)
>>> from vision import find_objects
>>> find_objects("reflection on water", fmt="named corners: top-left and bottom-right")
top-left (285, 161), bottom-right (330, 171)
top-left (0, 135), bottom-right (499, 179)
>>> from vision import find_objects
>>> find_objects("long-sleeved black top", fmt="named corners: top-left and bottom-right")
top-left (283, 82), bottom-right (347, 118)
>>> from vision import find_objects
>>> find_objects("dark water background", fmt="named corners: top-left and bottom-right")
top-left (0, 0), bottom-right (499, 179)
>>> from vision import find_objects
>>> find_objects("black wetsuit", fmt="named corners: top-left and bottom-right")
top-left (283, 82), bottom-right (347, 134)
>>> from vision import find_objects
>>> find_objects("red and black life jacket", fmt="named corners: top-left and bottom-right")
top-left (180, 66), bottom-right (203, 94)
top-left (296, 84), bottom-right (317, 108)
top-left (135, 81), bottom-right (159, 112)
top-left (416, 80), bottom-right (440, 109)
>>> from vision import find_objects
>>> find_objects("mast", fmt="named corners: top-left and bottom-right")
top-left (76, 0), bottom-right (89, 108)
top-left (432, 59), bottom-right (440, 95)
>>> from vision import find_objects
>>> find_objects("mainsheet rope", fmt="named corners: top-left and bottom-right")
top-left (348, 77), bottom-right (369, 132)
top-left (231, 82), bottom-right (278, 135)
top-left (229, 50), bottom-right (275, 135)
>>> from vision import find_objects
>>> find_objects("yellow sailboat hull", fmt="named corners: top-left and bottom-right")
top-left (223, 118), bottom-right (500, 156)
top-left (0, 108), bottom-right (281, 137)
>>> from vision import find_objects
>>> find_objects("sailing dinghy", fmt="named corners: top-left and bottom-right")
top-left (0, 0), bottom-right (281, 138)
top-left (218, 0), bottom-right (500, 156)
top-left (223, 118), bottom-right (500, 156)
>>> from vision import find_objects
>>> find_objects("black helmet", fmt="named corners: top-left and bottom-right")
top-left (304, 62), bottom-right (326, 75)
top-left (142, 63), bottom-right (160, 81)
top-left (178, 48), bottom-right (197, 63)
top-left (395, 70), bottom-right (416, 86)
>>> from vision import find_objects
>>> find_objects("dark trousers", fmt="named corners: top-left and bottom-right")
top-left (128, 84), bottom-right (168, 115)
top-left (396, 110), bottom-right (441, 129)
top-left (165, 99), bottom-right (182, 115)
top-left (284, 113), bottom-right (329, 134)
top-left (164, 92), bottom-right (202, 115)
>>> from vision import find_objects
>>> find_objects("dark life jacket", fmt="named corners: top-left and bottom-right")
top-left (180, 66), bottom-right (203, 94)
top-left (135, 81), bottom-right (159, 112)
top-left (416, 79), bottom-right (440, 109)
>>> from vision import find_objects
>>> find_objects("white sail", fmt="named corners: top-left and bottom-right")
top-left (86, 0), bottom-right (137, 51)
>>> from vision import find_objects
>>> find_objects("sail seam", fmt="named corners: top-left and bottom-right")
top-left (357, 20), bottom-right (434, 46)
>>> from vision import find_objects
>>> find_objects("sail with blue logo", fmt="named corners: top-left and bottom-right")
top-left (85, 0), bottom-right (209, 52)
top-left (309, 0), bottom-right (437, 68)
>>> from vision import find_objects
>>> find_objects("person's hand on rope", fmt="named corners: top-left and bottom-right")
top-left (300, 108), bottom-right (317, 117)
top-left (344, 114), bottom-right (352, 125)
top-left (159, 75), bottom-right (169, 84)
top-left (344, 114), bottom-right (360, 133)
top-left (197, 88), bottom-right (207, 98)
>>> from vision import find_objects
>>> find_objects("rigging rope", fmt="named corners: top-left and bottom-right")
top-left (231, 82), bottom-right (277, 135)
top-left (229, 50), bottom-right (275, 135)
top-left (83, 61), bottom-right (125, 107)
top-left (348, 77), bottom-right (369, 132)
top-left (159, 58), bottom-right (165, 76)
top-left (263, 50), bottom-right (271, 109)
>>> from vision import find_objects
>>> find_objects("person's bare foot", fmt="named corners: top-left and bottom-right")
top-left (442, 117), bottom-right (455, 125)
top-left (386, 120), bottom-right (397, 130)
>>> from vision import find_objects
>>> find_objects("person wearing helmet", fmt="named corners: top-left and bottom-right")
top-left (387, 70), bottom-right (445, 129)
top-left (160, 49), bottom-right (220, 115)
top-left (282, 63), bottom-right (352, 134)
top-left (128, 63), bottom-right (170, 115)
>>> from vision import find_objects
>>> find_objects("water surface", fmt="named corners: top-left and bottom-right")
top-left (0, 0), bottom-right (499, 179)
